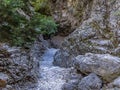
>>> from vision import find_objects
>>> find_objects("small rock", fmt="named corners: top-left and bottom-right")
top-left (51, 35), bottom-right (65, 48)
top-left (0, 73), bottom-right (9, 81)
top-left (112, 77), bottom-right (120, 88)
top-left (0, 67), bottom-right (4, 71)
top-left (62, 69), bottom-right (83, 90)
top-left (2, 85), bottom-right (14, 90)
top-left (0, 54), bottom-right (4, 58)
top-left (69, 73), bottom-right (82, 80)
top-left (62, 80), bottom-right (79, 90)
top-left (0, 73), bottom-right (9, 88)
top-left (0, 79), bottom-right (7, 88)
top-left (0, 49), bottom-right (11, 58)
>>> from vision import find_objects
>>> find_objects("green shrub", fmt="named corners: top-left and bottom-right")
top-left (0, 0), bottom-right (57, 46)
top-left (31, 0), bottom-right (51, 15)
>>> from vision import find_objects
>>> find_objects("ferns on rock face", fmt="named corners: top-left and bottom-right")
top-left (0, 0), bottom-right (57, 46)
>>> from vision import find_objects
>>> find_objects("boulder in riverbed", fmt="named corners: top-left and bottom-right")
top-left (74, 53), bottom-right (120, 82)
top-left (78, 73), bottom-right (102, 90)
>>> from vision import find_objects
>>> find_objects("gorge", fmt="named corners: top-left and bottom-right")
top-left (0, 0), bottom-right (120, 90)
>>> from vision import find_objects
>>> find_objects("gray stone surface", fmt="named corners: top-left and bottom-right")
top-left (78, 73), bottom-right (102, 90)
top-left (74, 53), bottom-right (120, 82)
top-left (0, 35), bottom-right (47, 90)
top-left (53, 50), bottom-right (74, 67)
top-left (62, 68), bottom-right (83, 90)
top-left (54, 0), bottom-right (120, 68)
top-left (61, 0), bottom-right (120, 55)
top-left (51, 0), bottom-right (94, 36)
top-left (112, 77), bottom-right (120, 88)
top-left (62, 80), bottom-right (79, 90)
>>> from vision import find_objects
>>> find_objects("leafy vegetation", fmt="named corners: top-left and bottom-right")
top-left (31, 0), bottom-right (51, 15)
top-left (0, 0), bottom-right (57, 46)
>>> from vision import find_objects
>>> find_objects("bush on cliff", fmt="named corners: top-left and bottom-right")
top-left (0, 0), bottom-right (57, 46)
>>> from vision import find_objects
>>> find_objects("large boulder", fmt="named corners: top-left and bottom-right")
top-left (53, 50), bottom-right (74, 67)
top-left (74, 53), bottom-right (120, 82)
top-left (62, 68), bottom-right (83, 90)
top-left (78, 73), bottom-right (102, 90)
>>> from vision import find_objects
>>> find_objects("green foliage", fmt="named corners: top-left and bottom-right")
top-left (30, 14), bottom-right (57, 35)
top-left (31, 0), bottom-right (51, 15)
top-left (0, 0), bottom-right (57, 46)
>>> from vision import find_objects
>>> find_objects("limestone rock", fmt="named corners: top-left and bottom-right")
top-left (78, 73), bottom-right (102, 90)
top-left (53, 50), bottom-right (74, 67)
top-left (52, 0), bottom-right (120, 89)
top-left (112, 77), bottom-right (120, 88)
top-left (62, 68), bottom-right (83, 90)
top-left (0, 36), bottom-right (48, 89)
top-left (51, 0), bottom-right (94, 36)
top-left (105, 76), bottom-right (120, 89)
top-left (74, 53), bottom-right (120, 82)
top-left (62, 79), bottom-right (79, 90)
top-left (54, 0), bottom-right (120, 68)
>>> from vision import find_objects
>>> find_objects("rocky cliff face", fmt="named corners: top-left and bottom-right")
top-left (54, 0), bottom-right (120, 67)
top-left (0, 35), bottom-right (47, 90)
top-left (62, 0), bottom-right (120, 54)
top-left (51, 0), bottom-right (94, 36)
top-left (53, 0), bottom-right (120, 89)
top-left (52, 0), bottom-right (120, 36)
